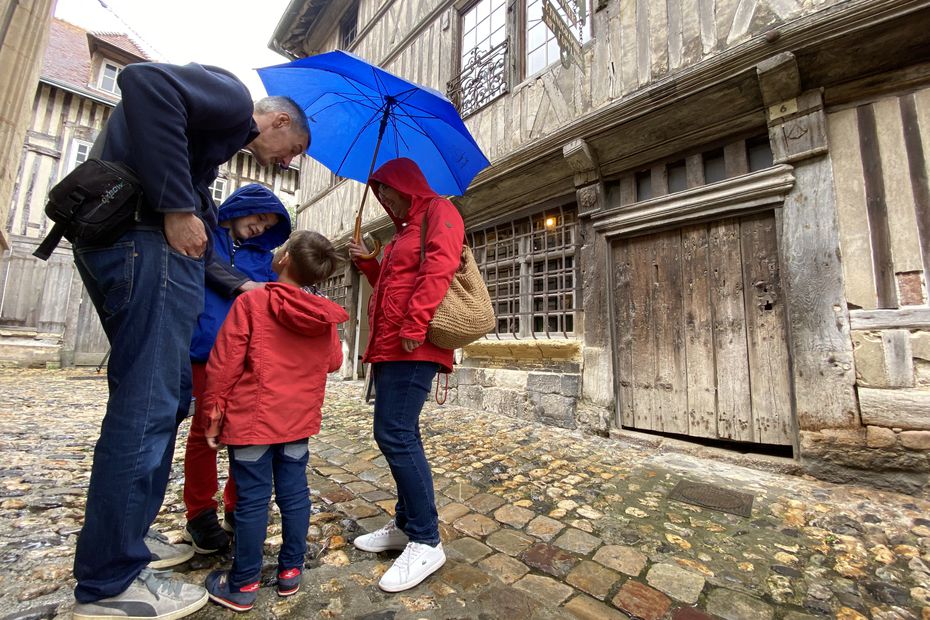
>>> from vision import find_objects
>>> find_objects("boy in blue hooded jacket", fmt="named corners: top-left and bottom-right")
top-left (182, 183), bottom-right (292, 553)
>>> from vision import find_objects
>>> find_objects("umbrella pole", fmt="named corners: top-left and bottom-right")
top-left (352, 104), bottom-right (393, 260)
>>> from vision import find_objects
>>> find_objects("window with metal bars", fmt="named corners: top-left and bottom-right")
top-left (319, 272), bottom-right (349, 340)
top-left (467, 206), bottom-right (579, 338)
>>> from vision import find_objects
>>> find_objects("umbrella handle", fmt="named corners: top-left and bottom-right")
top-left (353, 212), bottom-right (381, 260)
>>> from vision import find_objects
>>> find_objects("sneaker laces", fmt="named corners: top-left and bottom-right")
top-left (373, 520), bottom-right (399, 538)
top-left (392, 542), bottom-right (431, 576)
top-left (138, 568), bottom-right (184, 600)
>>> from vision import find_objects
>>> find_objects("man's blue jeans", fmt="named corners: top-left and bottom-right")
top-left (372, 361), bottom-right (440, 546)
top-left (227, 441), bottom-right (311, 587)
top-left (72, 230), bottom-right (203, 603)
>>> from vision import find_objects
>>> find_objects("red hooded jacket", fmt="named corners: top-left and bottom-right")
top-left (354, 158), bottom-right (465, 373)
top-left (201, 282), bottom-right (349, 445)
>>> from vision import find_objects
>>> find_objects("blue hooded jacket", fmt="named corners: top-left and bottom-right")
top-left (190, 184), bottom-right (292, 362)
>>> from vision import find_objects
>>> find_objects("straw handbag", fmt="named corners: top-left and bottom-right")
top-left (420, 207), bottom-right (495, 349)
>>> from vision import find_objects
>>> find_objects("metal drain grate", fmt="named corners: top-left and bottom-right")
top-left (668, 480), bottom-right (754, 517)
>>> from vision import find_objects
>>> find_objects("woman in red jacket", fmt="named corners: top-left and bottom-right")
top-left (348, 158), bottom-right (464, 593)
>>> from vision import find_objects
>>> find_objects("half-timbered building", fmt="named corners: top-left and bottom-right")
top-left (272, 0), bottom-right (930, 492)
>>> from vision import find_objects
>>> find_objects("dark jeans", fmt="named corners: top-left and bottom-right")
top-left (372, 361), bottom-right (440, 545)
top-left (72, 230), bottom-right (203, 603)
top-left (228, 441), bottom-right (311, 588)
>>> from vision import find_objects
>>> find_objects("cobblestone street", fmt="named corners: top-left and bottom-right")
top-left (1, 367), bottom-right (929, 619)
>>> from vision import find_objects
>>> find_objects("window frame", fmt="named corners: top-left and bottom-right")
top-left (66, 139), bottom-right (93, 174)
top-left (209, 177), bottom-right (228, 204)
top-left (339, 1), bottom-right (359, 49)
top-left (97, 61), bottom-right (123, 95)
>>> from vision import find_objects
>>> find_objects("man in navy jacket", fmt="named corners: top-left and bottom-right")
top-left (71, 62), bottom-right (309, 620)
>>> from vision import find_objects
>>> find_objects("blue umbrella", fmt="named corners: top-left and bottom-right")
top-left (257, 50), bottom-right (490, 196)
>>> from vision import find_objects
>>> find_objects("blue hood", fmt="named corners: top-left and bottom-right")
top-left (218, 183), bottom-right (292, 251)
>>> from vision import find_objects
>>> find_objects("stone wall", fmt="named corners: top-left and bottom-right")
top-left (799, 328), bottom-right (930, 496)
top-left (451, 340), bottom-right (601, 433)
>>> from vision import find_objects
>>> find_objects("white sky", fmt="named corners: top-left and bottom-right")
top-left (53, 0), bottom-right (295, 98)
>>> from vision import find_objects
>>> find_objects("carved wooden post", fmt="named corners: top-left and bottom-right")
top-left (756, 54), bottom-right (858, 453)
top-left (563, 139), bottom-right (613, 423)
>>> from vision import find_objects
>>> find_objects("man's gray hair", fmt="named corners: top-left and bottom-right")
top-left (254, 96), bottom-right (310, 140)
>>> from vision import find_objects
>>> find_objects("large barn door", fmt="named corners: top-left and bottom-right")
top-left (612, 211), bottom-right (793, 446)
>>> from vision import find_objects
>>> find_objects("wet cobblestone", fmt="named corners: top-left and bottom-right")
top-left (1, 368), bottom-right (929, 619)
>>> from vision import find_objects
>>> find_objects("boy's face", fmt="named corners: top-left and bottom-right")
top-left (231, 212), bottom-right (278, 241)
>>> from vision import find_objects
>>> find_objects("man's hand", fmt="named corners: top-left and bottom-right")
top-left (164, 212), bottom-right (207, 258)
top-left (401, 337), bottom-right (422, 352)
top-left (206, 435), bottom-right (224, 451)
top-left (238, 280), bottom-right (266, 293)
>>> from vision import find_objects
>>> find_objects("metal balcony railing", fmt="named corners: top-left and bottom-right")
top-left (446, 39), bottom-right (509, 117)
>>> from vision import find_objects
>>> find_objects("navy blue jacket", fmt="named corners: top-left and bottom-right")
top-left (97, 62), bottom-right (258, 241)
top-left (190, 184), bottom-right (292, 362)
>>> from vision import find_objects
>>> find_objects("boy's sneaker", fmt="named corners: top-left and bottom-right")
top-left (353, 519), bottom-right (408, 552)
top-left (182, 510), bottom-right (230, 554)
top-left (205, 569), bottom-right (258, 612)
top-left (378, 542), bottom-right (446, 592)
top-left (145, 529), bottom-right (195, 569)
top-left (73, 567), bottom-right (207, 619)
top-left (276, 567), bottom-right (302, 597)
top-left (221, 511), bottom-right (235, 534)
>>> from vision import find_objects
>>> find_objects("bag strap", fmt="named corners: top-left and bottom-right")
top-left (418, 199), bottom-right (436, 263)
top-left (33, 223), bottom-right (66, 260)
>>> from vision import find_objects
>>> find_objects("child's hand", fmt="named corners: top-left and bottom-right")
top-left (206, 435), bottom-right (225, 451)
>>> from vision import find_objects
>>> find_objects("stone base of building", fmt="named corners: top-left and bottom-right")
top-left (799, 428), bottom-right (930, 497)
top-left (0, 328), bottom-right (60, 367)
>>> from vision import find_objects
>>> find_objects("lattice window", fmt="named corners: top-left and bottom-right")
top-left (468, 206), bottom-right (579, 338)
top-left (320, 272), bottom-right (349, 340)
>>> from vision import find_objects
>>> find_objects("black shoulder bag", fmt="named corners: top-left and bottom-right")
top-left (33, 125), bottom-right (144, 260)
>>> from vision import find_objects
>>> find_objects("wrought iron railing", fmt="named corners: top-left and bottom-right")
top-left (447, 39), bottom-right (509, 117)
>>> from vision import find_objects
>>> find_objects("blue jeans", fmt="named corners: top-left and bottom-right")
top-left (72, 230), bottom-right (203, 603)
top-left (372, 361), bottom-right (440, 545)
top-left (228, 441), bottom-right (310, 588)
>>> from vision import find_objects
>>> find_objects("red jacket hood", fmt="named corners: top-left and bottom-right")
top-left (369, 157), bottom-right (439, 226)
top-left (267, 282), bottom-right (349, 336)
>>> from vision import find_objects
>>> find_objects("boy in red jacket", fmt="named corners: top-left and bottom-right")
top-left (199, 230), bottom-right (348, 612)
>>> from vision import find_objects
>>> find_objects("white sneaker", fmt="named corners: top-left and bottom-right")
top-left (378, 542), bottom-right (446, 592)
top-left (353, 519), bottom-right (409, 552)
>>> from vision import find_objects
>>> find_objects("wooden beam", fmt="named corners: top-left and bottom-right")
top-left (859, 388), bottom-right (930, 430)
top-left (849, 308), bottom-right (930, 330)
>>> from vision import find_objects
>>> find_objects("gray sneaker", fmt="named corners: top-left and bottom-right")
top-left (72, 568), bottom-right (207, 619)
top-left (145, 529), bottom-right (194, 569)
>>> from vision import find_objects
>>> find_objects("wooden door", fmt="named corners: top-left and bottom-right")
top-left (612, 211), bottom-right (793, 445)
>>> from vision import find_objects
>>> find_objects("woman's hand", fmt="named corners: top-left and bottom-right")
top-left (206, 435), bottom-right (225, 451)
top-left (347, 239), bottom-right (369, 261)
top-left (401, 337), bottom-right (422, 352)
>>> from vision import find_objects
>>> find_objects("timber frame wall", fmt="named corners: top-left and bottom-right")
top-left (274, 0), bottom-right (930, 493)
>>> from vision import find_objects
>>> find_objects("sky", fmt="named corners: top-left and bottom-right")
top-left (53, 0), bottom-right (295, 97)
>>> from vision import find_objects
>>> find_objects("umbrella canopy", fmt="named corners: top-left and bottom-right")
top-left (257, 50), bottom-right (490, 196)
